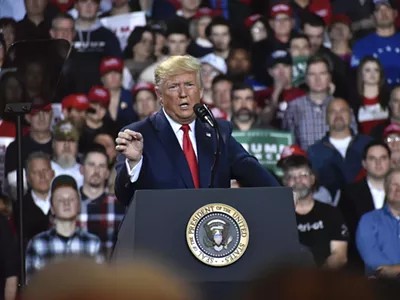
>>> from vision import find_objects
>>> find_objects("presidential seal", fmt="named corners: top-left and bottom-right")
top-left (186, 203), bottom-right (249, 267)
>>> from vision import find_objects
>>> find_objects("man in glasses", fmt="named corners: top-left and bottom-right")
top-left (281, 155), bottom-right (349, 269)
top-left (382, 124), bottom-right (400, 168)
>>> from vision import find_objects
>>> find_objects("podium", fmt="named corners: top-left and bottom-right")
top-left (112, 187), bottom-right (313, 299)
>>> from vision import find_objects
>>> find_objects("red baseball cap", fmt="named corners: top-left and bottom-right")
top-left (100, 57), bottom-right (123, 76)
top-left (88, 86), bottom-right (110, 108)
top-left (277, 145), bottom-right (307, 167)
top-left (244, 14), bottom-right (263, 29)
top-left (29, 104), bottom-right (53, 115)
top-left (331, 14), bottom-right (351, 26)
top-left (383, 123), bottom-right (400, 138)
top-left (131, 82), bottom-right (156, 98)
top-left (270, 3), bottom-right (292, 18)
top-left (193, 7), bottom-right (220, 19)
top-left (61, 94), bottom-right (90, 111)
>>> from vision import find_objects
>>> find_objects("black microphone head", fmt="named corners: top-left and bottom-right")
top-left (193, 103), bottom-right (207, 119)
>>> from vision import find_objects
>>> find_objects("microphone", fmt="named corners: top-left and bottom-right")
top-left (194, 103), bottom-right (215, 128)
top-left (193, 103), bottom-right (220, 188)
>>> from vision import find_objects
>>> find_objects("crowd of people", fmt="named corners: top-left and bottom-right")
top-left (1, 0), bottom-right (400, 299)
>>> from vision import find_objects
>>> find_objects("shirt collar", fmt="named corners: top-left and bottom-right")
top-left (162, 108), bottom-right (196, 135)
top-left (306, 94), bottom-right (332, 106)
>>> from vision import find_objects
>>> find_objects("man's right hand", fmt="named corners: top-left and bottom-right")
top-left (115, 129), bottom-right (143, 167)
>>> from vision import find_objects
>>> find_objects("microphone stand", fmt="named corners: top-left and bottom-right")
top-left (205, 107), bottom-right (221, 188)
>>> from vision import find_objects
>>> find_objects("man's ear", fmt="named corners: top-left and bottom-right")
top-left (362, 160), bottom-right (366, 170)
top-left (155, 88), bottom-right (163, 105)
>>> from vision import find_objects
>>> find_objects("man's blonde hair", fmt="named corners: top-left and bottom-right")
top-left (155, 55), bottom-right (202, 89)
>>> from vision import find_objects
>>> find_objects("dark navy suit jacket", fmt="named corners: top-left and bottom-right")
top-left (115, 110), bottom-right (280, 206)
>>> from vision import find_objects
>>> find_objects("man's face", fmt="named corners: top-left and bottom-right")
top-left (64, 108), bottom-right (87, 130)
top-left (385, 133), bottom-right (400, 152)
top-left (389, 88), bottom-right (400, 120)
top-left (270, 63), bottom-right (292, 84)
top-left (290, 38), bottom-right (311, 58)
top-left (209, 25), bottom-right (231, 51)
top-left (158, 72), bottom-right (203, 124)
top-left (212, 80), bottom-right (232, 113)
top-left (51, 186), bottom-right (80, 220)
top-left (86, 103), bottom-right (107, 123)
top-left (232, 89), bottom-right (255, 123)
top-left (270, 14), bottom-right (293, 37)
top-left (134, 90), bottom-right (159, 119)
top-left (167, 34), bottom-right (189, 56)
top-left (53, 140), bottom-right (78, 166)
top-left (374, 4), bottom-right (397, 28)
top-left (179, 0), bottom-right (201, 11)
top-left (250, 20), bottom-right (267, 42)
top-left (363, 146), bottom-right (390, 180)
top-left (82, 152), bottom-right (110, 188)
top-left (306, 62), bottom-right (331, 93)
top-left (94, 134), bottom-right (117, 164)
top-left (201, 64), bottom-right (219, 90)
top-left (386, 172), bottom-right (400, 205)
top-left (228, 49), bottom-right (251, 76)
top-left (102, 71), bottom-right (122, 90)
top-left (28, 111), bottom-right (52, 133)
top-left (327, 99), bottom-right (351, 132)
top-left (25, 0), bottom-right (48, 15)
top-left (76, 0), bottom-right (99, 21)
top-left (283, 166), bottom-right (315, 200)
top-left (329, 22), bottom-right (352, 42)
top-left (362, 61), bottom-right (380, 86)
top-left (27, 158), bottom-right (54, 194)
top-left (303, 24), bottom-right (324, 54)
top-left (50, 18), bottom-right (75, 44)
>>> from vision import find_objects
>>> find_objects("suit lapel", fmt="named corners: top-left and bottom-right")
top-left (361, 179), bottom-right (375, 211)
top-left (150, 110), bottom-right (194, 188)
top-left (195, 120), bottom-right (214, 188)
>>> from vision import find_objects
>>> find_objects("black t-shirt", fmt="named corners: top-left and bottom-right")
top-left (296, 201), bottom-right (349, 266)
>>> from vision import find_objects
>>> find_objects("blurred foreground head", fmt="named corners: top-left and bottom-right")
top-left (246, 266), bottom-right (378, 300)
top-left (23, 258), bottom-right (195, 300)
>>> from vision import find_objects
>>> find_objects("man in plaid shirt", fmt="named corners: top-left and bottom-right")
top-left (26, 175), bottom-right (103, 280)
top-left (77, 145), bottom-right (126, 258)
top-left (283, 55), bottom-right (358, 150)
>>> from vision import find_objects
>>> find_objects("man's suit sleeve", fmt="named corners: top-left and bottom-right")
top-left (225, 122), bottom-right (280, 187)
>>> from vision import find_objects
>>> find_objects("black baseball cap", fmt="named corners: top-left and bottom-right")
top-left (50, 175), bottom-right (79, 194)
top-left (268, 50), bottom-right (293, 69)
top-left (374, 0), bottom-right (394, 9)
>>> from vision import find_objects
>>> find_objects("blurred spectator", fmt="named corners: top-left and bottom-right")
top-left (13, 152), bottom-right (54, 246)
top-left (283, 56), bottom-right (357, 150)
top-left (231, 82), bottom-right (269, 131)
top-left (199, 53), bottom-right (227, 105)
top-left (5, 105), bottom-right (53, 197)
top-left (99, 0), bottom-right (134, 17)
top-left (282, 155), bottom-right (348, 268)
top-left (0, 18), bottom-right (17, 50)
top-left (370, 86), bottom-right (400, 140)
top-left (49, 13), bottom-right (75, 42)
top-left (188, 8), bottom-right (216, 57)
top-left (302, 14), bottom-right (348, 98)
top-left (72, 0), bottom-right (122, 93)
top-left (100, 57), bottom-right (138, 130)
top-left (123, 26), bottom-right (155, 82)
top-left (15, 0), bottom-right (51, 42)
top-left (61, 93), bottom-right (89, 131)
top-left (353, 56), bottom-right (390, 135)
top-left (93, 132), bottom-right (117, 195)
top-left (0, 210), bottom-right (18, 300)
top-left (77, 145), bottom-right (125, 258)
top-left (205, 16), bottom-right (232, 60)
top-left (25, 175), bottom-right (103, 280)
top-left (132, 82), bottom-right (159, 121)
top-left (176, 0), bottom-right (202, 19)
top-left (150, 21), bottom-right (167, 59)
top-left (307, 98), bottom-right (373, 202)
top-left (0, 36), bottom-right (5, 70)
top-left (211, 75), bottom-right (232, 120)
top-left (51, 120), bottom-right (84, 187)
top-left (259, 49), bottom-right (306, 128)
top-left (0, 193), bottom-right (12, 217)
top-left (356, 168), bottom-right (400, 277)
top-left (227, 48), bottom-right (259, 88)
top-left (339, 141), bottom-right (391, 271)
top-left (245, 14), bottom-right (268, 44)
top-left (290, 0), bottom-right (333, 30)
top-left (351, 0), bottom-right (400, 87)
top-left (328, 14), bottom-right (353, 65)
top-left (382, 124), bottom-right (400, 168)
top-left (138, 18), bottom-right (191, 83)
top-left (79, 86), bottom-right (117, 154)
top-left (268, 3), bottom-right (295, 49)
top-left (289, 33), bottom-right (311, 87)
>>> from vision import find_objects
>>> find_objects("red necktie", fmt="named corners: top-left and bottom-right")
top-left (181, 124), bottom-right (200, 188)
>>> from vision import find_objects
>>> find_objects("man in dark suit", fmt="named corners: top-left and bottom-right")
top-left (339, 141), bottom-right (391, 272)
top-left (115, 55), bottom-right (279, 205)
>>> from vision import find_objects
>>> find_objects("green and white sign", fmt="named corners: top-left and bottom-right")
top-left (232, 129), bottom-right (294, 177)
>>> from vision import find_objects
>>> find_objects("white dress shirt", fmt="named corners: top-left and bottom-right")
top-left (126, 109), bottom-right (197, 183)
top-left (367, 180), bottom-right (385, 209)
top-left (31, 190), bottom-right (51, 215)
